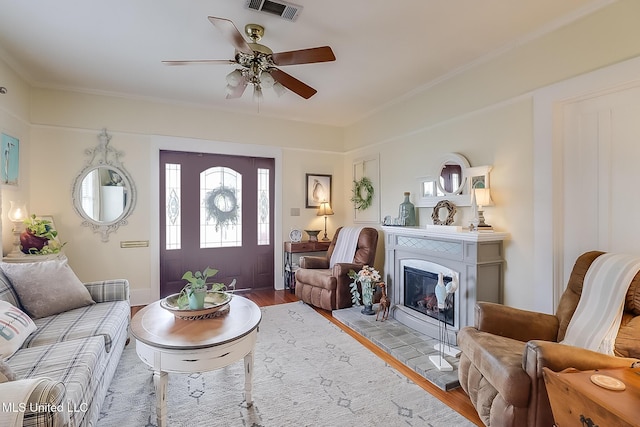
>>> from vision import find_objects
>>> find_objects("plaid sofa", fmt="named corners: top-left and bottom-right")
top-left (0, 269), bottom-right (130, 427)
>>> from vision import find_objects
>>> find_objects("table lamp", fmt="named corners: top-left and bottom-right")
top-left (474, 188), bottom-right (493, 230)
top-left (7, 201), bottom-right (28, 256)
top-left (317, 201), bottom-right (334, 241)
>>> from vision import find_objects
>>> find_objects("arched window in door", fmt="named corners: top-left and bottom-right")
top-left (201, 166), bottom-right (242, 248)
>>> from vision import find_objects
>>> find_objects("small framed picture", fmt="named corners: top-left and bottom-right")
top-left (305, 174), bottom-right (332, 208)
top-left (1, 132), bottom-right (20, 186)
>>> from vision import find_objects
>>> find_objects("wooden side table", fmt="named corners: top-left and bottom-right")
top-left (543, 366), bottom-right (640, 427)
top-left (283, 241), bottom-right (331, 292)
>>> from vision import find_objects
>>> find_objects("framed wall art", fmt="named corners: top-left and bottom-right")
top-left (1, 132), bottom-right (19, 186)
top-left (305, 173), bottom-right (332, 208)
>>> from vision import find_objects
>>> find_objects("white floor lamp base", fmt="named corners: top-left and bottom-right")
top-left (433, 343), bottom-right (461, 357)
top-left (429, 354), bottom-right (453, 371)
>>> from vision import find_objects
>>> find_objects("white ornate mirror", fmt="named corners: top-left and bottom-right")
top-left (72, 129), bottom-right (137, 241)
top-left (416, 153), bottom-right (491, 208)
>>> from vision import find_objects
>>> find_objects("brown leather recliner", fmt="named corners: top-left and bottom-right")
top-left (457, 251), bottom-right (640, 427)
top-left (295, 226), bottom-right (378, 311)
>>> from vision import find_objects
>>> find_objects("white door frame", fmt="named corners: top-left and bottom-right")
top-left (533, 55), bottom-right (640, 314)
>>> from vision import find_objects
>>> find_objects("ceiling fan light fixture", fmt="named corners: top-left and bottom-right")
top-left (260, 71), bottom-right (275, 89)
top-left (225, 84), bottom-right (237, 96)
top-left (272, 81), bottom-right (286, 97)
top-left (166, 17), bottom-right (333, 102)
top-left (226, 69), bottom-right (243, 86)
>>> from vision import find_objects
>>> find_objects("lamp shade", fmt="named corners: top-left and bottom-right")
top-left (225, 69), bottom-right (243, 87)
top-left (260, 71), bottom-right (275, 89)
top-left (8, 201), bottom-right (28, 222)
top-left (317, 201), bottom-right (334, 216)
top-left (474, 188), bottom-right (492, 208)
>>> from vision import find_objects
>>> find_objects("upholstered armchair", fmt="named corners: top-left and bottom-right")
top-left (295, 226), bottom-right (378, 311)
top-left (457, 251), bottom-right (640, 427)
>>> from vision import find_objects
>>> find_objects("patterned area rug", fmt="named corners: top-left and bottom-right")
top-left (98, 302), bottom-right (473, 426)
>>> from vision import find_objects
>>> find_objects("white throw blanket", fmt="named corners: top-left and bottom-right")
top-left (329, 227), bottom-right (363, 268)
top-left (561, 253), bottom-right (640, 355)
top-left (0, 378), bottom-right (53, 426)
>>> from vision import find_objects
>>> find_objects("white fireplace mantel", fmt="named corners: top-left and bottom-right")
top-left (381, 225), bottom-right (509, 242)
top-left (382, 225), bottom-right (508, 344)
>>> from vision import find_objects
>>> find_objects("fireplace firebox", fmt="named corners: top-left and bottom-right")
top-left (404, 266), bottom-right (455, 327)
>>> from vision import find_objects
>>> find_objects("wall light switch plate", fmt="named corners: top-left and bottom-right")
top-left (290, 208), bottom-right (300, 216)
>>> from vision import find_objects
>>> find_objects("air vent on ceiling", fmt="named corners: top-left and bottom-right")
top-left (245, 0), bottom-right (303, 21)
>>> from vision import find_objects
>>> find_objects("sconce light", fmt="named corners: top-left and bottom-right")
top-left (7, 201), bottom-right (28, 256)
top-left (474, 188), bottom-right (493, 230)
top-left (317, 201), bottom-right (334, 241)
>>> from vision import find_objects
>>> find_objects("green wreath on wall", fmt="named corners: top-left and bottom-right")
top-left (350, 176), bottom-right (374, 210)
top-left (205, 186), bottom-right (239, 231)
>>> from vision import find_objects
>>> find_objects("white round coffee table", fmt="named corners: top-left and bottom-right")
top-left (130, 295), bottom-right (261, 427)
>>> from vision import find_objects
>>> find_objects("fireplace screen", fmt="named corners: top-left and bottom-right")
top-left (404, 266), bottom-right (455, 326)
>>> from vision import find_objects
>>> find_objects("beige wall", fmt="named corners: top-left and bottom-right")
top-left (23, 92), bottom-right (344, 304)
top-left (343, 0), bottom-right (640, 310)
top-left (2, 0), bottom-right (640, 309)
top-left (0, 60), bottom-right (31, 258)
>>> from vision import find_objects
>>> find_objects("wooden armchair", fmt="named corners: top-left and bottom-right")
top-left (457, 251), bottom-right (640, 426)
top-left (295, 227), bottom-right (378, 311)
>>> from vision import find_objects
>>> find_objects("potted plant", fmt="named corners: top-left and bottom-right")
top-left (177, 267), bottom-right (225, 310)
top-left (20, 215), bottom-right (64, 255)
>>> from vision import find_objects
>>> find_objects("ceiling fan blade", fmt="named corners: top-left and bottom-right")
top-left (208, 16), bottom-right (253, 55)
top-left (272, 46), bottom-right (336, 66)
top-left (269, 68), bottom-right (317, 99)
top-left (162, 59), bottom-right (236, 66)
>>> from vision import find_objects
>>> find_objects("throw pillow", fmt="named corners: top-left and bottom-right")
top-left (0, 359), bottom-right (16, 382)
top-left (0, 300), bottom-right (37, 359)
top-left (0, 260), bottom-right (95, 319)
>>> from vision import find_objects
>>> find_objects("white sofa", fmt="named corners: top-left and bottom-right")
top-left (0, 261), bottom-right (130, 427)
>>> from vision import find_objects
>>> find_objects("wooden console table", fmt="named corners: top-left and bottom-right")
top-left (283, 241), bottom-right (331, 292)
top-left (543, 366), bottom-right (640, 427)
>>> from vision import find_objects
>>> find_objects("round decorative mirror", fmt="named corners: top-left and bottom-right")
top-left (72, 129), bottom-right (137, 241)
top-left (435, 153), bottom-right (470, 196)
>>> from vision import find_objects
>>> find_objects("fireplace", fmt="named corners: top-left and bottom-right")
top-left (394, 258), bottom-right (461, 342)
top-left (382, 226), bottom-right (507, 345)
top-left (403, 262), bottom-right (456, 327)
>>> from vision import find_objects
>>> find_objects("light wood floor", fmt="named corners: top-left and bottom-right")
top-left (132, 289), bottom-right (483, 426)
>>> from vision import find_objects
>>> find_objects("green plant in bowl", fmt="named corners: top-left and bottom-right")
top-left (177, 267), bottom-right (226, 309)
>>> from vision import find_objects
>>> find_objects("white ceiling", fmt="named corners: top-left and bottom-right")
top-left (0, 0), bottom-right (605, 127)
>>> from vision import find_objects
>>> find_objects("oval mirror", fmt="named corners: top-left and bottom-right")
top-left (71, 129), bottom-right (137, 241)
top-left (435, 153), bottom-right (470, 196)
top-left (76, 166), bottom-right (131, 222)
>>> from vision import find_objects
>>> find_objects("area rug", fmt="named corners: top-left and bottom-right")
top-left (98, 302), bottom-right (474, 426)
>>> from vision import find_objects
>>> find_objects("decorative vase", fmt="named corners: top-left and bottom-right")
top-left (398, 192), bottom-right (416, 226)
top-left (19, 230), bottom-right (49, 254)
top-left (360, 279), bottom-right (376, 315)
top-left (188, 288), bottom-right (207, 310)
top-left (305, 230), bottom-right (321, 242)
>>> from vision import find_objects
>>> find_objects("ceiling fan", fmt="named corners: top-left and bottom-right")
top-left (163, 16), bottom-right (336, 100)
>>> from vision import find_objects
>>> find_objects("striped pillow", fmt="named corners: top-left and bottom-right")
top-left (0, 300), bottom-right (37, 358)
